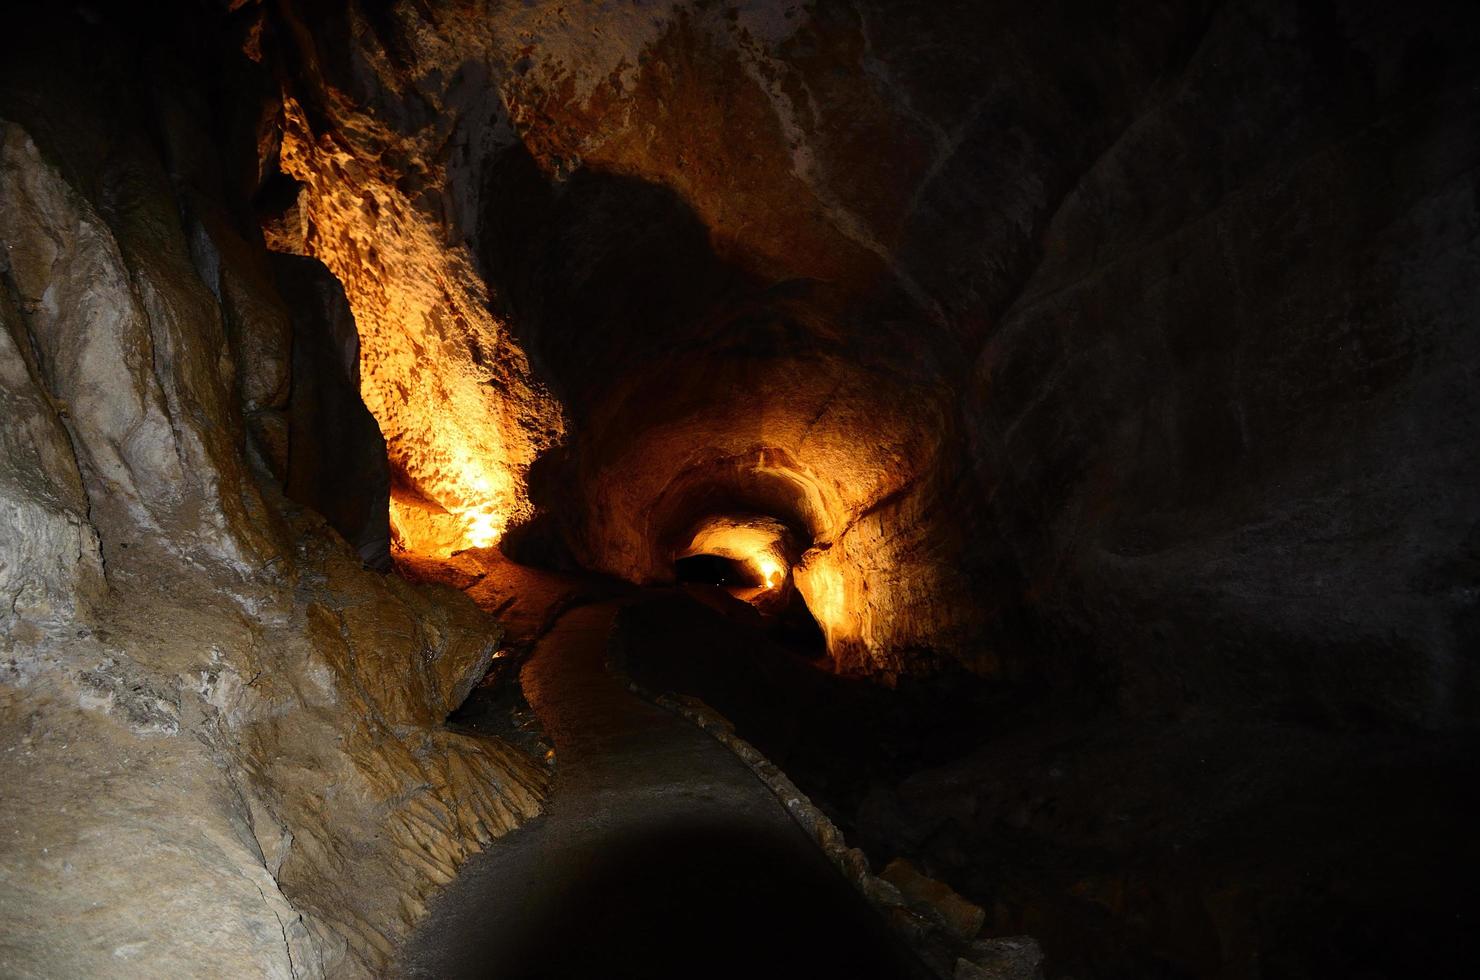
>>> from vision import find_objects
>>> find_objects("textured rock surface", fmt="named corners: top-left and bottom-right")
top-left (0, 9), bottom-right (547, 976)
top-left (254, 0), bottom-right (1480, 708)
top-left (263, 5), bottom-right (566, 554)
top-left (0, 265), bottom-right (104, 633)
top-left (2, 0), bottom-right (1477, 976)
top-left (0, 124), bottom-right (271, 575)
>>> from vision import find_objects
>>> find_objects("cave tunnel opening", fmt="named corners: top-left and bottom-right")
top-left (674, 552), bottom-right (763, 589)
top-left (246, 48), bottom-right (1480, 980)
top-left (6, 2), bottom-right (1477, 979)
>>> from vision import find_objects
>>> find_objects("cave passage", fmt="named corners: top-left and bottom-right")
top-left (674, 552), bottom-right (764, 589)
top-left (3, 2), bottom-right (1477, 979)
top-left (399, 601), bottom-right (926, 980)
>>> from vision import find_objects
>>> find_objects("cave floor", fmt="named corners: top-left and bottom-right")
top-left (394, 600), bottom-right (926, 980)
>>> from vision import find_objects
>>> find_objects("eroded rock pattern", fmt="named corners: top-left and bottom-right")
top-left (0, 10), bottom-right (546, 976)
top-left (1, 0), bottom-right (1477, 976)
top-left (252, 0), bottom-right (1480, 707)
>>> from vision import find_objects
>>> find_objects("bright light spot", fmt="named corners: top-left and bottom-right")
top-left (757, 556), bottom-right (784, 590)
top-left (453, 458), bottom-right (504, 549)
top-left (460, 507), bottom-right (502, 549)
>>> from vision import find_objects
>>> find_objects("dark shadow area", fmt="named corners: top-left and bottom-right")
top-left (772, 584), bottom-right (828, 656)
top-left (612, 593), bottom-right (1008, 823)
top-left (612, 592), bottom-right (1480, 980)
top-left (868, 716), bottom-right (1480, 980)
top-left (400, 602), bottom-right (930, 980)
top-left (674, 553), bottom-right (760, 588)
top-left (477, 141), bottom-right (754, 417)
top-left (476, 819), bottom-right (920, 980)
top-left (273, 253), bottom-right (392, 570)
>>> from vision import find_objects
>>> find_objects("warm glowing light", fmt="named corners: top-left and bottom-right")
top-left (680, 516), bottom-right (790, 596)
top-left (274, 97), bottom-right (563, 561)
top-left (453, 464), bottom-right (505, 549)
top-left (460, 508), bottom-right (502, 549)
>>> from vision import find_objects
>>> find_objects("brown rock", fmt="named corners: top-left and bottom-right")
top-left (881, 857), bottom-right (986, 942)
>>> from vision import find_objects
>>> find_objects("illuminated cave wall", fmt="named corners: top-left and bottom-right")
top-left (255, 0), bottom-right (980, 677)
top-left (262, 19), bottom-right (564, 556)
top-left (255, 0), bottom-right (1480, 709)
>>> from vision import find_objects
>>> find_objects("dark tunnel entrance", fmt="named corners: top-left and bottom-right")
top-left (674, 553), bottom-right (763, 588)
top-left (672, 553), bottom-right (827, 661)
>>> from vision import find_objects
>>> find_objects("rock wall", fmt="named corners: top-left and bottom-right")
top-left (965, 0), bottom-right (1480, 724)
top-left (263, 3), bottom-right (565, 556)
top-left (0, 8), bottom-right (546, 976)
top-left (0, 257), bottom-right (104, 633)
top-left (259, 0), bottom-right (1480, 718)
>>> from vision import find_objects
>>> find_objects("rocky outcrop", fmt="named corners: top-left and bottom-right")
top-left (0, 256), bottom-right (104, 634)
top-left (262, 9), bottom-right (565, 554)
top-left (0, 8), bottom-right (547, 976)
top-left (0, 124), bottom-right (272, 575)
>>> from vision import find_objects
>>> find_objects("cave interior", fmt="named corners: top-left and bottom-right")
top-left (1, 1), bottom-right (1478, 979)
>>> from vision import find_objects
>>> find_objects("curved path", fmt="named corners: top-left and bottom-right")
top-left (397, 600), bottom-right (923, 980)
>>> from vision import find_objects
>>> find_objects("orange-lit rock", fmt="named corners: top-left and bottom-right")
top-left (269, 95), bottom-right (563, 556)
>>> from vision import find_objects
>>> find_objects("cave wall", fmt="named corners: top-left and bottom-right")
top-left (966, 0), bottom-right (1480, 724)
top-left (262, 4), bottom-right (565, 556)
top-left (0, 0), bottom-right (1476, 974)
top-left (254, 0), bottom-right (1006, 677)
top-left (255, 0), bottom-right (1479, 715)
top-left (0, 7), bottom-right (546, 976)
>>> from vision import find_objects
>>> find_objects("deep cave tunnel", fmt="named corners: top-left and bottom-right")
top-left (1, 1), bottom-right (1479, 979)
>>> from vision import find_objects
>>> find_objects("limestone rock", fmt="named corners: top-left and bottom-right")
top-left (955, 936), bottom-right (1045, 980)
top-left (0, 16), bottom-right (552, 974)
top-left (0, 122), bottom-right (271, 575)
top-left (0, 270), bottom-right (104, 634)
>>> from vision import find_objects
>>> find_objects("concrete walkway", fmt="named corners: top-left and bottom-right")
top-left (396, 601), bottom-right (923, 979)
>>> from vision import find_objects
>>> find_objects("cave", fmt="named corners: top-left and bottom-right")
top-left (1, 1), bottom-right (1477, 978)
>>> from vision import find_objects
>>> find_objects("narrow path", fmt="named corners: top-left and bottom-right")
top-left (397, 600), bottom-right (923, 980)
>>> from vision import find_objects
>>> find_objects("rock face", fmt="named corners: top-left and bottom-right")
top-left (253, 0), bottom-right (1480, 716)
top-left (0, 252), bottom-right (104, 633)
top-left (0, 8), bottom-right (547, 977)
top-left (262, 10), bottom-right (565, 555)
top-left (1, 0), bottom-right (1477, 976)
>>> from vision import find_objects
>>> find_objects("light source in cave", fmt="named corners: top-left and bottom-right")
top-left (461, 509), bottom-right (501, 549)
top-left (270, 97), bottom-right (563, 561)
top-left (677, 514), bottom-right (794, 600)
top-left (385, 457), bottom-right (512, 555)
top-left (455, 467), bottom-right (505, 548)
